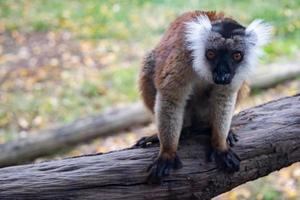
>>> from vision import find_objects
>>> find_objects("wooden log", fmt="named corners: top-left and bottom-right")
top-left (250, 60), bottom-right (300, 89)
top-left (0, 103), bottom-right (151, 167)
top-left (0, 94), bottom-right (299, 200)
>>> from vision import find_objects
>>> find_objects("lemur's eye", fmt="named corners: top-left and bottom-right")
top-left (206, 50), bottom-right (216, 60)
top-left (232, 52), bottom-right (243, 62)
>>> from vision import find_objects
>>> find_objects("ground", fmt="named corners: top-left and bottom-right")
top-left (1, 1), bottom-right (300, 199)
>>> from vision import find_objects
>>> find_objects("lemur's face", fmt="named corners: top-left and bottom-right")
top-left (205, 20), bottom-right (246, 85)
top-left (185, 15), bottom-right (272, 87)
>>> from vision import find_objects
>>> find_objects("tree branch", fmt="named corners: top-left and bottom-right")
top-left (0, 94), bottom-right (300, 200)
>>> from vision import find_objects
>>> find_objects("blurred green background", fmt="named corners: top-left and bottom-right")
top-left (0, 0), bottom-right (300, 199)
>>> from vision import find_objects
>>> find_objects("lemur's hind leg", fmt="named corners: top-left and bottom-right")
top-left (139, 51), bottom-right (157, 113)
top-left (227, 129), bottom-right (238, 147)
top-left (134, 135), bottom-right (159, 148)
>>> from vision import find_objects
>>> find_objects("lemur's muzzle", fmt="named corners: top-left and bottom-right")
top-left (213, 64), bottom-right (232, 85)
top-left (213, 73), bottom-right (231, 85)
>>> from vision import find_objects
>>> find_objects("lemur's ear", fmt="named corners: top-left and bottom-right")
top-left (185, 15), bottom-right (212, 50)
top-left (246, 19), bottom-right (273, 47)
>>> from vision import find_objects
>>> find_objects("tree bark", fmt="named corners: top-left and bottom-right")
top-left (0, 94), bottom-right (299, 200)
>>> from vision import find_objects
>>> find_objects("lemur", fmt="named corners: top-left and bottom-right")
top-left (138, 11), bottom-right (272, 183)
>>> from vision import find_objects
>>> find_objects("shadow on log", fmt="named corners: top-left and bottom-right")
top-left (0, 94), bottom-right (300, 200)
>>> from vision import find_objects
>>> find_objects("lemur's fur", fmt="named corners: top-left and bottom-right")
top-left (139, 11), bottom-right (271, 183)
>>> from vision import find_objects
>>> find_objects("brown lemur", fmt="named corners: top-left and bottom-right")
top-left (139, 11), bottom-right (272, 183)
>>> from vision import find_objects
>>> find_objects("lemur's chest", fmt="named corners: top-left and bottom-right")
top-left (190, 81), bottom-right (214, 102)
top-left (183, 82), bottom-right (214, 127)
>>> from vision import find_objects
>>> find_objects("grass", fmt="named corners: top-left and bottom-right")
top-left (0, 0), bottom-right (299, 56)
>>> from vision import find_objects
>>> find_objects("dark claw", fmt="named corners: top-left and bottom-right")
top-left (227, 130), bottom-right (238, 147)
top-left (208, 148), bottom-right (240, 173)
top-left (147, 153), bottom-right (182, 184)
top-left (133, 135), bottom-right (159, 148)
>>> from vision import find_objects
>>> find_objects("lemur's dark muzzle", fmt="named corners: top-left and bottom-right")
top-left (213, 73), bottom-right (231, 85)
top-left (213, 64), bottom-right (232, 85)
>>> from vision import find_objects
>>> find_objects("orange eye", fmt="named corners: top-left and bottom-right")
top-left (232, 52), bottom-right (243, 62)
top-left (206, 50), bottom-right (216, 60)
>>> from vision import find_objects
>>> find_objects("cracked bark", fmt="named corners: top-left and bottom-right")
top-left (0, 94), bottom-right (300, 200)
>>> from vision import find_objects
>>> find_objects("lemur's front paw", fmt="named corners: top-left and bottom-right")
top-left (227, 130), bottom-right (238, 147)
top-left (146, 152), bottom-right (182, 184)
top-left (209, 148), bottom-right (240, 172)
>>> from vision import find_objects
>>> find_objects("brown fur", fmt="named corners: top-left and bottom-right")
top-left (139, 11), bottom-right (226, 112)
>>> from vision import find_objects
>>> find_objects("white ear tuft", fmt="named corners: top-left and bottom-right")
top-left (246, 19), bottom-right (273, 46)
top-left (185, 15), bottom-right (212, 51)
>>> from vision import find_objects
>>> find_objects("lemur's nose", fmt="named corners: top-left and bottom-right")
top-left (222, 73), bottom-right (231, 81)
top-left (213, 73), bottom-right (231, 85)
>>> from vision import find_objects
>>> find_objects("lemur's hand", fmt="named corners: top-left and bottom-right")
top-left (208, 147), bottom-right (240, 172)
top-left (147, 152), bottom-right (182, 184)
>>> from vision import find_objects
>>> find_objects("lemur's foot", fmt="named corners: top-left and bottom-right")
top-left (133, 135), bottom-right (159, 148)
top-left (147, 152), bottom-right (182, 184)
top-left (227, 130), bottom-right (238, 147)
top-left (208, 148), bottom-right (240, 172)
